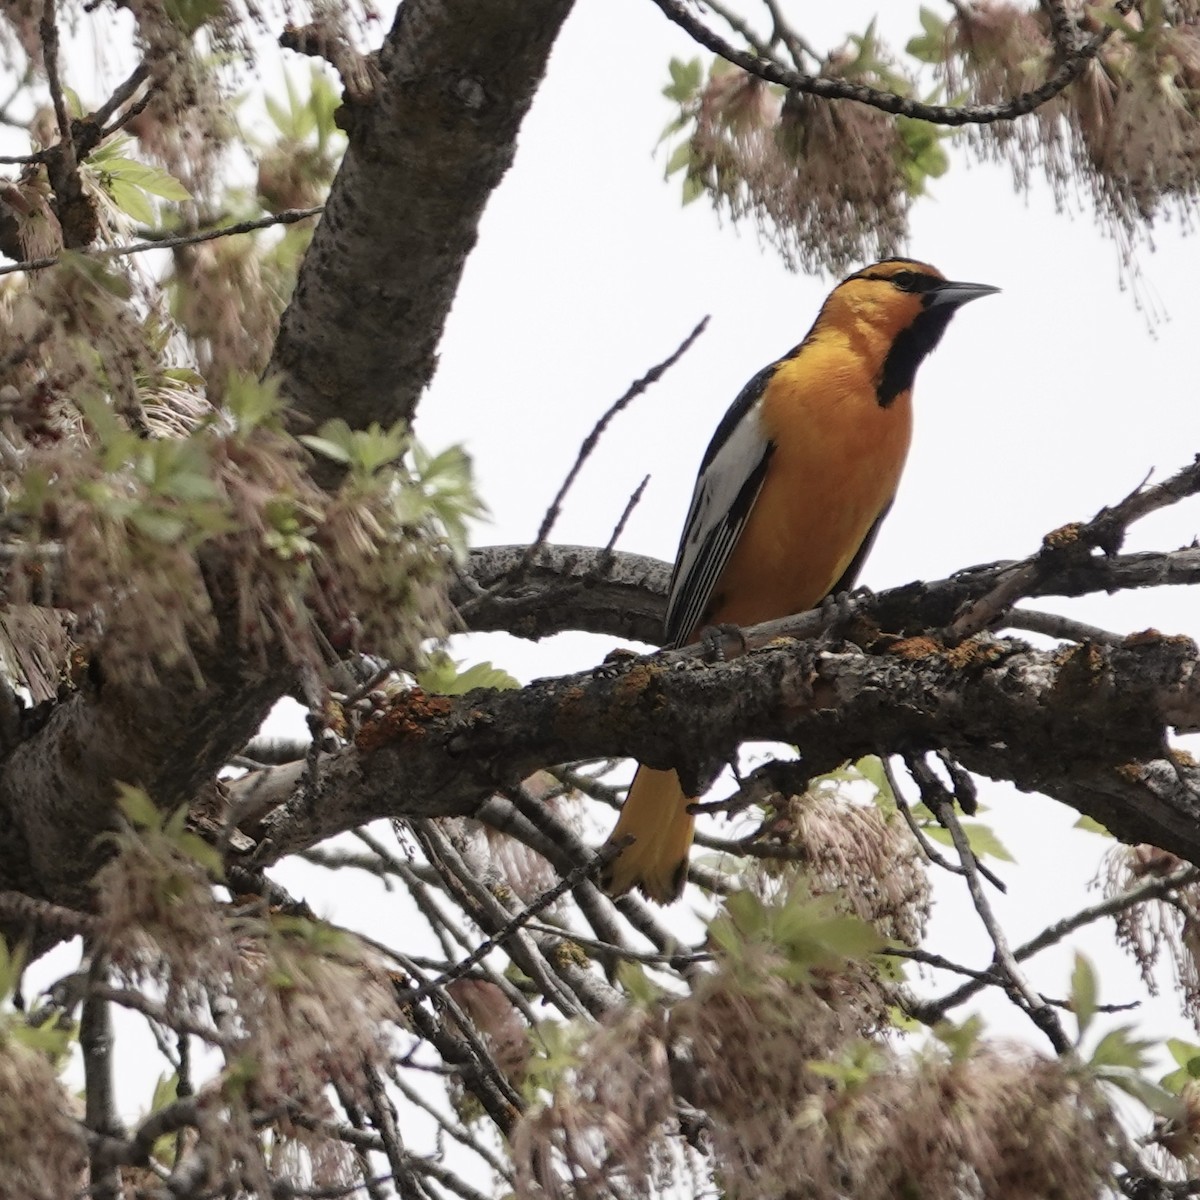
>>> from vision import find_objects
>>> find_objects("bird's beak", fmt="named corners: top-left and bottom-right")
top-left (925, 279), bottom-right (1001, 309)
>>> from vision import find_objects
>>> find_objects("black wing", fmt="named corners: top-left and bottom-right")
top-left (825, 500), bottom-right (893, 599)
top-left (663, 365), bottom-right (777, 648)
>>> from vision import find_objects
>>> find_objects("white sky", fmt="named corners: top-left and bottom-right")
top-left (21, 0), bottom-right (1200, 1171)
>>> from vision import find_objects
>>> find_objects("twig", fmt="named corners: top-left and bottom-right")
top-left (888, 946), bottom-right (1139, 1014)
top-left (902, 753), bottom-right (1070, 1051)
top-left (90, 984), bottom-right (232, 1049)
top-left (951, 457), bottom-right (1200, 639)
top-left (496, 785), bottom-right (630, 951)
top-left (514, 316), bottom-right (709, 576)
top-left (761, 0), bottom-right (822, 67)
top-left (39, 0), bottom-right (73, 152)
top-left (393, 843), bottom-right (620, 1006)
top-left (1006, 607), bottom-right (1125, 644)
top-left (889, 753), bottom-right (1007, 890)
top-left (0, 889), bottom-right (100, 937)
top-left (81, 964), bottom-right (122, 1200)
top-left (703, 0), bottom-right (775, 57)
top-left (600, 473), bottom-right (650, 559)
top-left (649, 0), bottom-right (1133, 126)
top-left (0, 206), bottom-right (325, 277)
top-left (363, 1064), bottom-right (424, 1200)
top-left (526, 921), bottom-right (711, 967)
top-left (919, 862), bottom-right (1200, 1021)
top-left (1040, 0), bottom-right (1083, 56)
top-left (879, 755), bottom-right (977, 880)
top-left (390, 1072), bottom-right (514, 1184)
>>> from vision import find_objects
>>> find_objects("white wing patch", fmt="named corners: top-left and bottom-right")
top-left (663, 396), bottom-right (773, 647)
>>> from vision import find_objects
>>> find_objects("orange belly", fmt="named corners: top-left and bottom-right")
top-left (701, 355), bottom-right (913, 630)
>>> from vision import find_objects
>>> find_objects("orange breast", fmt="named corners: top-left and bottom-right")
top-left (701, 341), bottom-right (913, 630)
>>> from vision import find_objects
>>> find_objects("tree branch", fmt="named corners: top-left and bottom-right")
top-left (251, 626), bottom-right (1200, 869)
top-left (270, 0), bottom-right (576, 481)
top-left (648, 0), bottom-right (1129, 126)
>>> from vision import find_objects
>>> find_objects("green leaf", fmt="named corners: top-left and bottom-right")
top-left (106, 177), bottom-right (156, 224)
top-left (416, 652), bottom-right (519, 695)
top-left (1070, 952), bottom-right (1098, 1039)
top-left (130, 507), bottom-right (188, 544)
top-left (663, 57), bottom-right (703, 103)
top-left (681, 172), bottom-right (705, 206)
top-left (960, 821), bottom-right (1015, 863)
top-left (854, 755), bottom-right (895, 805)
top-left (933, 1013), bottom-right (985, 1061)
top-left (1089, 1025), bottom-right (1155, 1072)
top-left (906, 11), bottom-right (947, 65)
top-left (116, 782), bottom-right (161, 830)
top-left (615, 961), bottom-right (663, 1008)
top-left (298, 434), bottom-right (352, 465)
top-left (1167, 1038), bottom-right (1200, 1069)
top-left (1095, 1065), bottom-right (1182, 1118)
top-left (664, 140), bottom-right (692, 178)
top-left (1073, 814), bottom-right (1113, 837)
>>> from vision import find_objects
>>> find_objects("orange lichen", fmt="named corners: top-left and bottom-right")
top-left (354, 687), bottom-right (452, 752)
top-left (887, 636), bottom-right (942, 660)
top-left (1043, 522), bottom-right (1083, 550)
top-left (943, 637), bottom-right (1008, 671)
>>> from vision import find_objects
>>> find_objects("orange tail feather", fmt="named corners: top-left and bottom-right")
top-left (600, 765), bottom-right (695, 903)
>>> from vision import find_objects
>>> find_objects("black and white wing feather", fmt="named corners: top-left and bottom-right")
top-left (663, 365), bottom-right (777, 648)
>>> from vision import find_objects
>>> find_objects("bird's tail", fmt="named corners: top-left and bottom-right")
top-left (600, 765), bottom-right (695, 903)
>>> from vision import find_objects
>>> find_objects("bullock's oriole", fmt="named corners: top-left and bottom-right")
top-left (600, 258), bottom-right (998, 903)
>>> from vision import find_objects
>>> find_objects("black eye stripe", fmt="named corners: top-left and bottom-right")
top-left (855, 267), bottom-right (938, 293)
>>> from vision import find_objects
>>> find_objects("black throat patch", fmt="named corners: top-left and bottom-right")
top-left (876, 304), bottom-right (956, 407)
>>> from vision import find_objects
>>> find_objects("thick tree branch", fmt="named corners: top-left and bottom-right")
top-left (0, 0), bottom-right (576, 936)
top-left (252, 628), bottom-right (1200, 867)
top-left (453, 543), bottom-right (1200, 643)
top-left (271, 0), bottom-right (575, 472)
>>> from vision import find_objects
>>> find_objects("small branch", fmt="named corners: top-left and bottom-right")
top-left (393, 842), bottom-right (620, 1006)
top-left (39, 0), bottom-right (73, 152)
top-left (905, 754), bottom-right (1072, 1053)
top-left (0, 889), bottom-right (100, 938)
top-left (918, 862), bottom-right (1200, 1021)
top-left (951, 457), bottom-right (1200, 639)
top-left (0, 206), bottom-right (324, 278)
top-left (1006, 607), bottom-right (1125, 645)
top-left (90, 984), bottom-right (232, 1049)
top-left (81, 967), bottom-right (122, 1200)
top-left (509, 316), bottom-right (708, 579)
top-left (600, 473), bottom-right (650, 559)
top-left (649, 0), bottom-right (1131, 125)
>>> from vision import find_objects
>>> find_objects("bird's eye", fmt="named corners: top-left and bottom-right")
top-left (891, 270), bottom-right (919, 292)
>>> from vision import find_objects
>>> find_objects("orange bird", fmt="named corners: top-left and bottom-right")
top-left (600, 258), bottom-right (998, 902)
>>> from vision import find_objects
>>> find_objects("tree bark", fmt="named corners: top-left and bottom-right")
top-left (249, 621), bottom-right (1200, 868)
top-left (272, 0), bottom-right (576, 476)
top-left (0, 0), bottom-right (577, 931)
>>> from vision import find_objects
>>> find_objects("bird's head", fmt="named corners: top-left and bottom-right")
top-left (817, 257), bottom-right (999, 406)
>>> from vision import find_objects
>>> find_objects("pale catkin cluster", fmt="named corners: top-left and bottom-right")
top-left (512, 1005), bottom-right (678, 1199)
top-left (0, 1035), bottom-right (86, 1200)
top-left (169, 239), bottom-right (288, 406)
top-left (513, 932), bottom-right (1117, 1200)
top-left (941, 2), bottom-right (1200, 234)
top-left (1100, 843), bottom-right (1200, 1028)
top-left (688, 67), bottom-right (910, 276)
top-left (756, 788), bottom-right (932, 948)
top-left (94, 822), bottom-right (400, 1192)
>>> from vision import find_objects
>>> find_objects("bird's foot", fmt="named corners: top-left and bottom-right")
top-left (695, 622), bottom-right (747, 664)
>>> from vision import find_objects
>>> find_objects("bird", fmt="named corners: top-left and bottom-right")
top-left (599, 257), bottom-right (999, 903)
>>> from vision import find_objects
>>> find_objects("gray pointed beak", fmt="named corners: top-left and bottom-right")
top-left (926, 280), bottom-right (1001, 310)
